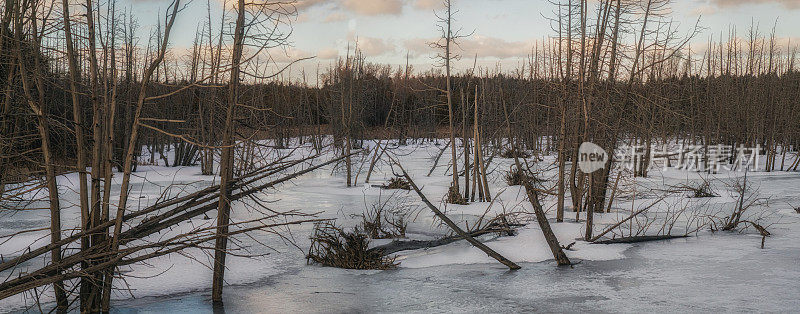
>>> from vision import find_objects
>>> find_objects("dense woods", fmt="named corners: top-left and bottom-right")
top-left (1, 0), bottom-right (799, 312)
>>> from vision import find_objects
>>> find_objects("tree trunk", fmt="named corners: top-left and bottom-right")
top-left (212, 0), bottom-right (245, 303)
top-left (12, 3), bottom-right (68, 309)
top-left (103, 1), bottom-right (182, 310)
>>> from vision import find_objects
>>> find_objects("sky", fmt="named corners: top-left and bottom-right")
top-left (125, 0), bottom-right (800, 80)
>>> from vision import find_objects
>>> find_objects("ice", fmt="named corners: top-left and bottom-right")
top-left (2, 139), bottom-right (799, 312)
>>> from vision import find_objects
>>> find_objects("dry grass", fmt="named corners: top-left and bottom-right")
top-left (381, 177), bottom-right (411, 190)
top-left (307, 222), bottom-right (398, 270)
top-left (691, 182), bottom-right (718, 198)
top-left (504, 167), bottom-right (536, 186)
top-left (446, 185), bottom-right (468, 205)
top-left (355, 192), bottom-right (416, 239)
top-left (501, 148), bottom-right (531, 159)
top-left (667, 181), bottom-right (718, 198)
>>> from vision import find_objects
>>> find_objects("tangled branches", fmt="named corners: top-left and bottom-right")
top-left (381, 176), bottom-right (411, 190)
top-left (504, 166), bottom-right (541, 186)
top-left (446, 185), bottom-right (468, 205)
top-left (307, 222), bottom-right (398, 270)
top-left (501, 148), bottom-right (530, 159)
top-left (355, 192), bottom-right (418, 239)
top-left (665, 180), bottom-right (718, 198)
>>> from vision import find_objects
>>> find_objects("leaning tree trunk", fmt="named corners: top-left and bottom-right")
top-left (102, 1), bottom-right (182, 310)
top-left (212, 0), bottom-right (245, 304)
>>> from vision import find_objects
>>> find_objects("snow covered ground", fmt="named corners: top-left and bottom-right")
top-left (1, 139), bottom-right (799, 313)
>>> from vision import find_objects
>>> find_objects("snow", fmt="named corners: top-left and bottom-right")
top-left (1, 138), bottom-right (799, 312)
top-left (398, 219), bottom-right (630, 268)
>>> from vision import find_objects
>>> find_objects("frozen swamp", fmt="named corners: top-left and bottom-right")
top-left (1, 140), bottom-right (799, 313)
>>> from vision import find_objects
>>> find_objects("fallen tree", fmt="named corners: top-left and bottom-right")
top-left (0, 152), bottom-right (318, 274)
top-left (0, 152), bottom-right (354, 303)
top-left (368, 214), bottom-right (523, 255)
top-left (390, 155), bottom-right (521, 270)
top-left (507, 140), bottom-right (571, 266)
top-left (592, 235), bottom-right (688, 244)
top-left (520, 180), bottom-right (572, 266)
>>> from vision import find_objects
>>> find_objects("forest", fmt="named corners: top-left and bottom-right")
top-left (1, 0), bottom-right (799, 312)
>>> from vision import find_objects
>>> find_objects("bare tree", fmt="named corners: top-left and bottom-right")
top-left (211, 0), bottom-right (297, 303)
top-left (430, 0), bottom-right (470, 202)
top-left (10, 0), bottom-right (68, 309)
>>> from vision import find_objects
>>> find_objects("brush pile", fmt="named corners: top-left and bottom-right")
top-left (446, 185), bottom-right (468, 205)
top-left (307, 222), bottom-right (398, 270)
top-left (504, 166), bottom-right (537, 186)
top-left (382, 176), bottom-right (411, 190)
top-left (501, 148), bottom-right (531, 159)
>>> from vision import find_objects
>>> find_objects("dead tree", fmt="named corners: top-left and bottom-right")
top-left (430, 0), bottom-right (471, 201)
top-left (104, 1), bottom-right (183, 310)
top-left (211, 0), bottom-right (297, 303)
top-left (10, 0), bottom-right (68, 309)
top-left (391, 156), bottom-right (521, 270)
top-left (211, 0), bottom-right (246, 304)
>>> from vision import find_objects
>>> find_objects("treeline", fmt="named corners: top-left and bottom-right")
top-left (4, 54), bottom-right (799, 181)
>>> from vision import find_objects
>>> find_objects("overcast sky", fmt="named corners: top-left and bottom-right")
top-left (126, 0), bottom-right (800, 80)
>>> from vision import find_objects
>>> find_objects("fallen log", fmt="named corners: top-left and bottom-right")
top-left (592, 235), bottom-right (688, 244)
top-left (521, 181), bottom-right (572, 266)
top-left (390, 156), bottom-right (521, 270)
top-left (124, 153), bottom-right (353, 246)
top-left (426, 139), bottom-right (451, 177)
top-left (0, 154), bottom-right (319, 274)
top-left (369, 226), bottom-right (514, 256)
top-left (0, 217), bottom-right (324, 301)
top-left (121, 154), bottom-right (321, 241)
top-left (504, 135), bottom-right (570, 266)
top-left (0, 154), bottom-right (351, 301)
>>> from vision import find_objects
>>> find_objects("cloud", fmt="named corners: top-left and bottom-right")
top-left (459, 35), bottom-right (532, 59)
top-left (709, 0), bottom-right (800, 9)
top-left (405, 35), bottom-right (532, 60)
top-left (691, 4), bottom-right (718, 16)
top-left (292, 0), bottom-right (418, 20)
top-left (341, 0), bottom-right (404, 15)
top-left (413, 0), bottom-right (445, 10)
top-left (212, 0), bottom-right (328, 11)
top-left (353, 36), bottom-right (396, 56)
top-left (323, 12), bottom-right (349, 23)
top-left (295, 0), bottom-right (332, 10)
top-left (265, 47), bottom-right (314, 63)
top-left (403, 37), bottom-right (436, 58)
top-left (240, 0), bottom-right (440, 16)
top-left (296, 13), bottom-right (311, 23)
top-left (288, 0), bottom-right (403, 25)
top-left (317, 47), bottom-right (340, 59)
